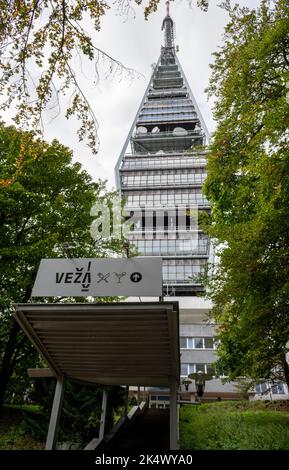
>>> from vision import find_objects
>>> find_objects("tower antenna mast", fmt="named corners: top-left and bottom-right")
top-left (162, 0), bottom-right (175, 48)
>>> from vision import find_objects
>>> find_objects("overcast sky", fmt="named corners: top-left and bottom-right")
top-left (35, 1), bottom-right (261, 189)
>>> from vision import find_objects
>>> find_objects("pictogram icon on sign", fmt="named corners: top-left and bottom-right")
top-left (130, 272), bottom-right (142, 283)
top-left (97, 272), bottom-right (110, 283)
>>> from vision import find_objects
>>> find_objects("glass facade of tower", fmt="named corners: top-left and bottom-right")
top-left (116, 14), bottom-right (210, 296)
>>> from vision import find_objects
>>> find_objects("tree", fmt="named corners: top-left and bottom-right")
top-left (203, 0), bottom-right (289, 387)
top-left (0, 124), bottom-right (124, 408)
top-left (0, 0), bottom-right (209, 153)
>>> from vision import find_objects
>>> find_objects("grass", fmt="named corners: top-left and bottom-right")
top-left (0, 404), bottom-right (45, 450)
top-left (2, 400), bottom-right (289, 450)
top-left (180, 400), bottom-right (289, 450)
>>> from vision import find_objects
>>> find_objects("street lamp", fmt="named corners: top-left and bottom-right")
top-left (189, 370), bottom-right (213, 401)
top-left (182, 378), bottom-right (192, 391)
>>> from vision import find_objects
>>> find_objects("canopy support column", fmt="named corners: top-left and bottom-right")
top-left (99, 387), bottom-right (108, 441)
top-left (170, 381), bottom-right (179, 450)
top-left (45, 376), bottom-right (65, 450)
top-left (124, 385), bottom-right (129, 416)
top-left (84, 387), bottom-right (109, 450)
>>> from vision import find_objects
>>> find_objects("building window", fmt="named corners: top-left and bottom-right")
top-left (194, 338), bottom-right (203, 349)
top-left (162, 259), bottom-right (207, 284)
top-left (255, 383), bottom-right (268, 395)
top-left (272, 383), bottom-right (285, 395)
top-left (180, 337), bottom-right (187, 349)
top-left (187, 338), bottom-right (194, 349)
top-left (255, 382), bottom-right (286, 395)
top-left (129, 234), bottom-right (208, 253)
top-left (180, 337), bottom-right (215, 349)
top-left (121, 169), bottom-right (207, 188)
top-left (124, 189), bottom-right (210, 207)
top-left (206, 364), bottom-right (215, 375)
top-left (122, 155), bottom-right (207, 171)
top-left (204, 338), bottom-right (214, 349)
top-left (181, 363), bottom-right (189, 376)
top-left (180, 363), bottom-right (214, 377)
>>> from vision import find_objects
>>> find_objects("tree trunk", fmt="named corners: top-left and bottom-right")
top-left (282, 355), bottom-right (289, 390)
top-left (0, 321), bottom-right (20, 410)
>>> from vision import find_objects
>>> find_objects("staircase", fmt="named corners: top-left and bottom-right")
top-left (104, 408), bottom-right (169, 452)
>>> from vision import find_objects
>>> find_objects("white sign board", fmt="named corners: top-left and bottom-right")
top-left (32, 258), bottom-right (163, 297)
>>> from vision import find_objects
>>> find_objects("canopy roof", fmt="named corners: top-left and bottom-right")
top-left (14, 302), bottom-right (180, 387)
